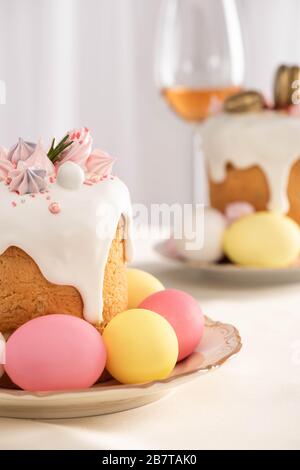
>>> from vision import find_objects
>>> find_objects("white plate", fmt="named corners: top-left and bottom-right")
top-left (155, 240), bottom-right (300, 284)
top-left (0, 317), bottom-right (241, 419)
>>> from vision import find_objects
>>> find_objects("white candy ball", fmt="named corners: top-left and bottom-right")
top-left (173, 207), bottom-right (227, 263)
top-left (57, 162), bottom-right (85, 190)
top-left (0, 333), bottom-right (5, 378)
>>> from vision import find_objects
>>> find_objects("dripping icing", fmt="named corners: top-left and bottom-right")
top-left (201, 111), bottom-right (300, 213)
top-left (0, 178), bottom-right (132, 324)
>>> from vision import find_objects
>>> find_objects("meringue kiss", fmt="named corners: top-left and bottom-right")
top-left (7, 138), bottom-right (36, 164)
top-left (9, 167), bottom-right (47, 195)
top-left (86, 149), bottom-right (115, 180)
top-left (58, 128), bottom-right (93, 168)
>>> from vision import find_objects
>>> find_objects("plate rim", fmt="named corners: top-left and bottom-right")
top-left (155, 240), bottom-right (300, 274)
top-left (0, 316), bottom-right (242, 401)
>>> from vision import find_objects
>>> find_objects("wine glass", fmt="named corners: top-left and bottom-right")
top-left (155, 0), bottom-right (245, 201)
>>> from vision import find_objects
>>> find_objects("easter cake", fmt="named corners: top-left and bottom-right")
top-left (0, 128), bottom-right (132, 336)
top-left (202, 66), bottom-right (300, 225)
top-left (172, 66), bottom-right (300, 269)
top-left (0, 128), bottom-right (207, 392)
top-left (202, 110), bottom-right (300, 224)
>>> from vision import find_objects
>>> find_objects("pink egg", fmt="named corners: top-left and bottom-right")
top-left (139, 289), bottom-right (204, 361)
top-left (0, 333), bottom-right (5, 379)
top-left (4, 314), bottom-right (106, 391)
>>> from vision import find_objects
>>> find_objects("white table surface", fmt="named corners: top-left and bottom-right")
top-left (1, 237), bottom-right (300, 450)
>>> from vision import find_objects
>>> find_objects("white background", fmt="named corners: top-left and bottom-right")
top-left (1, 0), bottom-right (300, 204)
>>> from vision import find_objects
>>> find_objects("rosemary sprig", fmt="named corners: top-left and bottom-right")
top-left (47, 134), bottom-right (73, 163)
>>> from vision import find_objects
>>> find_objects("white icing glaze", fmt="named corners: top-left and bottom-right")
top-left (0, 178), bottom-right (132, 325)
top-left (201, 111), bottom-right (300, 212)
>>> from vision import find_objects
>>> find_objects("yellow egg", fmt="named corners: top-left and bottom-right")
top-left (223, 211), bottom-right (300, 268)
top-left (102, 309), bottom-right (178, 384)
top-left (126, 268), bottom-right (164, 308)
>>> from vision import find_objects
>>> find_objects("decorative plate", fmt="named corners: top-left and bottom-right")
top-left (155, 239), bottom-right (300, 284)
top-left (0, 317), bottom-right (241, 419)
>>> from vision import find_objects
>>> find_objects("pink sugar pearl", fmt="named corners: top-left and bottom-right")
top-left (139, 289), bottom-right (204, 361)
top-left (4, 314), bottom-right (106, 391)
top-left (48, 202), bottom-right (61, 214)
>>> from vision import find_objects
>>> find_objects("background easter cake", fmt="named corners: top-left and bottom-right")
top-left (175, 66), bottom-right (300, 269)
top-left (202, 66), bottom-right (300, 225)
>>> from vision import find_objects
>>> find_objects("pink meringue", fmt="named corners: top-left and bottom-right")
top-left (9, 166), bottom-right (47, 195)
top-left (58, 127), bottom-right (92, 168)
top-left (0, 146), bottom-right (14, 181)
top-left (85, 149), bottom-right (115, 180)
top-left (7, 138), bottom-right (36, 164)
top-left (26, 140), bottom-right (55, 176)
top-left (0, 146), bottom-right (7, 158)
top-left (225, 202), bottom-right (255, 225)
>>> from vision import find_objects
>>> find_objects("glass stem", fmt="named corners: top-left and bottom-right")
top-left (192, 124), bottom-right (208, 206)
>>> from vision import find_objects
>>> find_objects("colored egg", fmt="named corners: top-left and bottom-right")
top-left (4, 314), bottom-right (106, 391)
top-left (139, 289), bottom-right (204, 361)
top-left (173, 207), bottom-right (226, 263)
top-left (223, 211), bottom-right (300, 268)
top-left (126, 268), bottom-right (164, 308)
top-left (0, 333), bottom-right (5, 378)
top-left (102, 309), bottom-right (178, 384)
